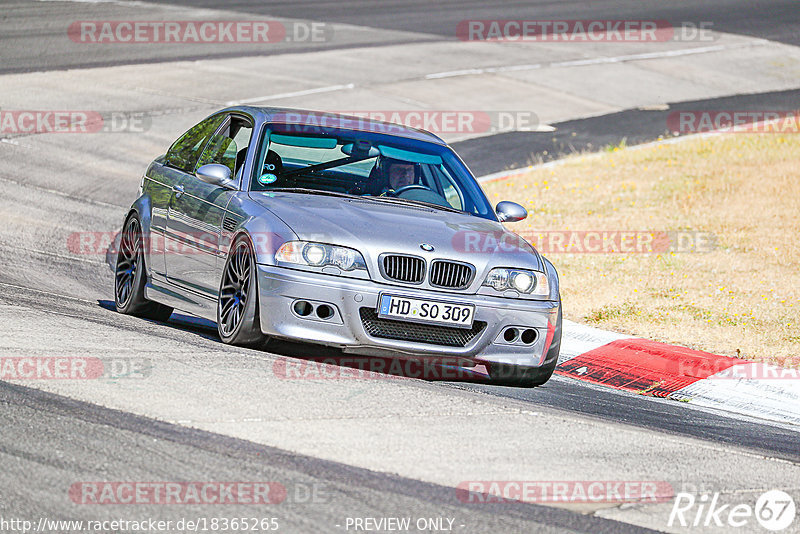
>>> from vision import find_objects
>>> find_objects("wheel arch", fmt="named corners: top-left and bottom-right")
top-left (220, 208), bottom-right (297, 267)
top-left (124, 195), bottom-right (154, 277)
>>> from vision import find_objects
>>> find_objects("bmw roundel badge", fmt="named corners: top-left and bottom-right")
top-left (420, 243), bottom-right (434, 252)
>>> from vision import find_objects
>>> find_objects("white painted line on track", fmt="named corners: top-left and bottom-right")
top-left (0, 281), bottom-right (97, 305)
top-left (3, 245), bottom-right (107, 266)
top-left (425, 68), bottom-right (500, 79)
top-left (0, 176), bottom-right (127, 210)
top-left (425, 40), bottom-right (770, 80)
top-left (425, 64), bottom-right (545, 79)
top-left (550, 44), bottom-right (730, 67)
top-left (226, 84), bottom-right (356, 106)
top-left (225, 38), bottom-right (770, 108)
top-left (477, 130), bottom-right (724, 184)
top-left (35, 0), bottom-right (182, 8)
top-left (477, 104), bottom-right (800, 185)
top-left (37, 0), bottom-right (140, 3)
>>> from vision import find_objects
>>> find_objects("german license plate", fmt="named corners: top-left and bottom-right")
top-left (377, 294), bottom-right (475, 329)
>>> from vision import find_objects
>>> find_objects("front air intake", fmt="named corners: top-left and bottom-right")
top-left (381, 254), bottom-right (425, 284)
top-left (429, 260), bottom-right (474, 289)
top-left (360, 308), bottom-right (486, 347)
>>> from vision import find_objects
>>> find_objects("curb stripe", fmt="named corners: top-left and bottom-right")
top-left (555, 338), bottom-right (740, 397)
top-left (556, 326), bottom-right (800, 425)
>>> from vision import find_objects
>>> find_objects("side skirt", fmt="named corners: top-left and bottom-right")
top-left (145, 273), bottom-right (218, 322)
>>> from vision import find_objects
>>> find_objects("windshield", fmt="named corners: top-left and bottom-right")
top-left (250, 128), bottom-right (496, 220)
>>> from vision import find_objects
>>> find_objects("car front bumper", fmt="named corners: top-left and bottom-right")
top-left (257, 264), bottom-right (559, 369)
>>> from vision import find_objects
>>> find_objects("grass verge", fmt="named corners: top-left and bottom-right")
top-left (482, 134), bottom-right (799, 368)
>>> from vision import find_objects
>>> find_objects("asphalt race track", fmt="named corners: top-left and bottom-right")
top-left (2, 0), bottom-right (799, 73)
top-left (1, 1), bottom-right (799, 533)
top-left (1, 380), bottom-right (651, 534)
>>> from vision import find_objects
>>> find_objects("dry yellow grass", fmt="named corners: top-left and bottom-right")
top-left (483, 134), bottom-right (800, 367)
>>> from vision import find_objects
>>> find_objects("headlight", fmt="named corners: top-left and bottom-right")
top-left (303, 243), bottom-right (326, 266)
top-left (276, 241), bottom-right (367, 272)
top-left (483, 268), bottom-right (548, 297)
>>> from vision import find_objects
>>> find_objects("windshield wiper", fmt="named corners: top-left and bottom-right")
top-left (364, 195), bottom-right (466, 214)
top-left (261, 188), bottom-right (469, 215)
top-left (263, 187), bottom-right (362, 199)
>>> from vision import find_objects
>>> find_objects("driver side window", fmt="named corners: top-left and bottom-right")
top-left (165, 114), bottom-right (225, 173)
top-left (195, 116), bottom-right (253, 180)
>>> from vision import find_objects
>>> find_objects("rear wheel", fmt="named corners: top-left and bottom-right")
top-left (114, 214), bottom-right (173, 321)
top-left (217, 236), bottom-right (266, 347)
top-left (488, 305), bottom-right (562, 387)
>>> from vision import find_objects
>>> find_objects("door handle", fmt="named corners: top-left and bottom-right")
top-left (173, 184), bottom-right (185, 198)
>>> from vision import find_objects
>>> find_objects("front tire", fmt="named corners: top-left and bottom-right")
top-left (217, 236), bottom-right (266, 347)
top-left (114, 214), bottom-right (173, 322)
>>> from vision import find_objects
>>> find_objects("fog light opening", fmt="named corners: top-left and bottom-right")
top-left (503, 327), bottom-right (519, 343)
top-left (521, 329), bottom-right (537, 344)
top-left (316, 304), bottom-right (335, 320)
top-left (293, 301), bottom-right (313, 317)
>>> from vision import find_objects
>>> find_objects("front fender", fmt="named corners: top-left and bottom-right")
top-left (220, 195), bottom-right (297, 265)
top-left (542, 256), bottom-right (560, 302)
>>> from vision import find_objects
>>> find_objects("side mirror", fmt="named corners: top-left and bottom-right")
top-left (496, 201), bottom-right (528, 223)
top-left (196, 164), bottom-right (236, 190)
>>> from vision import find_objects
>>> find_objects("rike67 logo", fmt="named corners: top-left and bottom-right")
top-left (669, 490), bottom-right (796, 531)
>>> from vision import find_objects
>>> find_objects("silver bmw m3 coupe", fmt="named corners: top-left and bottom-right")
top-left (114, 107), bottom-right (562, 386)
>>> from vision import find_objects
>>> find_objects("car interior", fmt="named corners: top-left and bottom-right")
top-left (193, 115), bottom-right (254, 182)
top-left (249, 135), bottom-right (467, 211)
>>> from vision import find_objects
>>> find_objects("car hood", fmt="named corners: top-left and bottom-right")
top-left (249, 192), bottom-right (543, 274)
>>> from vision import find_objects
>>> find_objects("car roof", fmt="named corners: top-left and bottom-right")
top-left (227, 106), bottom-right (449, 146)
